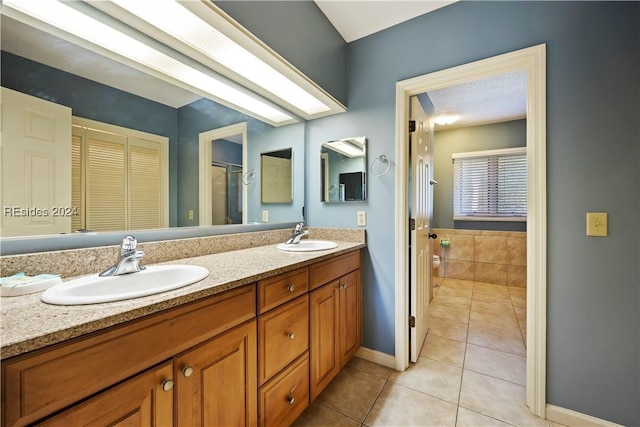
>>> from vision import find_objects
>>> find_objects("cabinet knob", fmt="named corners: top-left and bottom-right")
top-left (182, 366), bottom-right (194, 377)
top-left (287, 332), bottom-right (295, 340)
top-left (287, 284), bottom-right (296, 292)
top-left (161, 379), bottom-right (174, 392)
top-left (287, 396), bottom-right (295, 405)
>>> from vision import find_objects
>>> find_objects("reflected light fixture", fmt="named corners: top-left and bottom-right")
top-left (325, 138), bottom-right (366, 158)
top-left (434, 114), bottom-right (460, 126)
top-left (3, 0), bottom-right (298, 126)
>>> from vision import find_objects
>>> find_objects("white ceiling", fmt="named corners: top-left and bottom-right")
top-left (2, 1), bottom-right (526, 128)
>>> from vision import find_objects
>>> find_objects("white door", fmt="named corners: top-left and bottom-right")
top-left (1, 87), bottom-right (72, 237)
top-left (410, 94), bottom-right (435, 362)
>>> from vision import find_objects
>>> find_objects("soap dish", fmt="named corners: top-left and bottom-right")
top-left (0, 273), bottom-right (63, 297)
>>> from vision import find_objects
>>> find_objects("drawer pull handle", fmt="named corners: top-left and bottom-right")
top-left (287, 332), bottom-right (296, 340)
top-left (287, 284), bottom-right (296, 292)
top-left (287, 396), bottom-right (295, 405)
top-left (182, 366), bottom-right (195, 377)
top-left (161, 379), bottom-right (174, 392)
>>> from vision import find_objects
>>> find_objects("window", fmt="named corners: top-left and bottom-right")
top-left (452, 147), bottom-right (526, 221)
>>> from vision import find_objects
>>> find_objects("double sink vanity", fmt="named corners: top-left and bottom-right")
top-left (0, 228), bottom-right (365, 426)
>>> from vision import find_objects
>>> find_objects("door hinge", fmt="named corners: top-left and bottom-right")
top-left (409, 218), bottom-right (416, 231)
top-left (409, 316), bottom-right (416, 328)
top-left (408, 120), bottom-right (416, 132)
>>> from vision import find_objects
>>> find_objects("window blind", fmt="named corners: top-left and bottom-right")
top-left (453, 147), bottom-right (527, 221)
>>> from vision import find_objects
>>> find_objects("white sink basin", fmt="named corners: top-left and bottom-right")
top-left (41, 265), bottom-right (209, 305)
top-left (277, 240), bottom-right (338, 252)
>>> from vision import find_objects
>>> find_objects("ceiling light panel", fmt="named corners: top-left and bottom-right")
top-left (3, 0), bottom-right (295, 126)
top-left (90, 0), bottom-right (345, 120)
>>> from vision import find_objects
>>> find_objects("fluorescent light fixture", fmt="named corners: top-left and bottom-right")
top-left (3, 0), bottom-right (295, 126)
top-left (434, 114), bottom-right (460, 126)
top-left (106, 0), bottom-right (331, 116)
top-left (325, 137), bottom-right (366, 158)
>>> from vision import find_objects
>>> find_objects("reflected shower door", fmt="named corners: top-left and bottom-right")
top-left (211, 163), bottom-right (243, 225)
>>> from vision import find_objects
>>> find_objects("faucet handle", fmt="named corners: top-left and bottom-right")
top-left (120, 235), bottom-right (137, 253)
top-left (294, 223), bottom-right (304, 232)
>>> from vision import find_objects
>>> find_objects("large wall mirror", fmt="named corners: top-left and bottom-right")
top-left (321, 136), bottom-right (367, 202)
top-left (0, 11), bottom-right (305, 249)
top-left (261, 149), bottom-right (293, 204)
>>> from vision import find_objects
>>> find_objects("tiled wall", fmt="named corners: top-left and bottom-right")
top-left (433, 228), bottom-right (526, 287)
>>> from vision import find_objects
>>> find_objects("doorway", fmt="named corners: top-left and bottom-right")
top-left (211, 162), bottom-right (243, 225)
top-left (394, 44), bottom-right (547, 417)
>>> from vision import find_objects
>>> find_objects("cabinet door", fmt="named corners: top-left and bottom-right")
top-left (36, 362), bottom-right (173, 427)
top-left (175, 320), bottom-right (257, 427)
top-left (339, 270), bottom-right (362, 367)
top-left (309, 281), bottom-right (340, 401)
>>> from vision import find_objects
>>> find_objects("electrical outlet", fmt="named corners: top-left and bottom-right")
top-left (586, 212), bottom-right (607, 236)
top-left (262, 210), bottom-right (269, 223)
top-left (188, 210), bottom-right (194, 221)
top-left (357, 210), bottom-right (366, 226)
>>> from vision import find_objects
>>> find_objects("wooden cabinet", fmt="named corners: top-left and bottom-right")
top-left (309, 252), bottom-right (362, 400)
top-left (36, 362), bottom-right (174, 427)
top-left (176, 320), bottom-right (257, 427)
top-left (2, 286), bottom-right (256, 427)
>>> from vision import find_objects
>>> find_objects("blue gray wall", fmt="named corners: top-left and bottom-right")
top-left (1, 52), bottom-right (179, 226)
top-left (433, 120), bottom-right (526, 231)
top-left (301, 1), bottom-right (638, 424)
top-left (212, 139), bottom-right (242, 165)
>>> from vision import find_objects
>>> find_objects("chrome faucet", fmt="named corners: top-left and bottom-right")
top-left (285, 222), bottom-right (309, 245)
top-left (99, 235), bottom-right (146, 276)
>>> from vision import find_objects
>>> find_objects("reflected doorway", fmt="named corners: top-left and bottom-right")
top-left (211, 162), bottom-right (243, 225)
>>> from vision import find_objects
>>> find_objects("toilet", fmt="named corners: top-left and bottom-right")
top-left (433, 255), bottom-right (441, 268)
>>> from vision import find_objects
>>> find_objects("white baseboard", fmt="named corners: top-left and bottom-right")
top-left (355, 346), bottom-right (396, 369)
top-left (545, 404), bottom-right (624, 427)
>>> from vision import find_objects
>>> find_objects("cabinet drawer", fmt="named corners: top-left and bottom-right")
top-left (258, 352), bottom-right (309, 427)
top-left (309, 250), bottom-right (360, 290)
top-left (258, 267), bottom-right (308, 314)
top-left (3, 285), bottom-right (256, 427)
top-left (258, 295), bottom-right (309, 385)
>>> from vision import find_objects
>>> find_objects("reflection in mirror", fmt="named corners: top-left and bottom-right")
top-left (212, 134), bottom-right (243, 224)
top-left (261, 149), bottom-right (293, 204)
top-left (321, 137), bottom-right (367, 202)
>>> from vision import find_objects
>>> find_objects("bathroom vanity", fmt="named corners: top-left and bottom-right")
top-left (0, 242), bottom-right (363, 427)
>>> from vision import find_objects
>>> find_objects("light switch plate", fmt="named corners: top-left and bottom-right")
top-left (357, 211), bottom-right (366, 226)
top-left (586, 212), bottom-right (607, 237)
top-left (188, 210), bottom-right (194, 221)
top-left (262, 210), bottom-right (269, 223)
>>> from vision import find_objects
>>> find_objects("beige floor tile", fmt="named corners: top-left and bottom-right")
top-left (471, 300), bottom-right (516, 317)
top-left (316, 364), bottom-right (386, 422)
top-left (428, 317), bottom-right (469, 342)
top-left (389, 357), bottom-right (462, 404)
top-left (432, 293), bottom-right (472, 310)
top-left (507, 286), bottom-right (527, 297)
top-left (347, 356), bottom-right (393, 380)
top-left (364, 382), bottom-right (457, 427)
top-left (472, 290), bottom-right (512, 303)
top-left (467, 323), bottom-right (525, 356)
top-left (442, 278), bottom-right (474, 292)
top-left (459, 370), bottom-right (547, 426)
top-left (469, 311), bottom-right (520, 333)
top-left (464, 344), bottom-right (526, 385)
top-left (455, 407), bottom-right (512, 426)
top-left (436, 286), bottom-right (474, 300)
top-left (421, 333), bottom-right (467, 367)
top-left (430, 304), bottom-right (470, 324)
top-left (510, 294), bottom-right (527, 309)
top-left (473, 282), bottom-right (509, 295)
top-left (292, 401), bottom-right (360, 427)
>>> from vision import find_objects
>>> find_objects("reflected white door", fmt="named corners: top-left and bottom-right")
top-left (211, 165), bottom-right (228, 225)
top-left (410, 94), bottom-right (435, 362)
top-left (1, 87), bottom-right (72, 237)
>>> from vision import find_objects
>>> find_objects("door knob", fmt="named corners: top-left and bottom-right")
top-left (287, 284), bottom-right (295, 292)
top-left (428, 233), bottom-right (438, 239)
top-left (287, 332), bottom-right (296, 340)
top-left (161, 379), bottom-right (174, 392)
top-left (182, 366), bottom-right (194, 377)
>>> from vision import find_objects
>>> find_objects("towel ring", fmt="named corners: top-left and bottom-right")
top-left (242, 169), bottom-right (256, 185)
top-left (370, 155), bottom-right (391, 177)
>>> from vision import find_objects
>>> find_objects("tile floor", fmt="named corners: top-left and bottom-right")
top-left (293, 278), bottom-right (560, 427)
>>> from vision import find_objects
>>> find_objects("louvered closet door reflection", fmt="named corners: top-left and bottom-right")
top-left (128, 138), bottom-right (162, 230)
top-left (85, 130), bottom-right (127, 231)
top-left (71, 132), bottom-right (84, 232)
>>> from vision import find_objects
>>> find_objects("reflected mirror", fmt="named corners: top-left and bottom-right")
top-left (0, 11), bottom-right (305, 242)
top-left (261, 149), bottom-right (293, 204)
top-left (321, 137), bottom-right (367, 202)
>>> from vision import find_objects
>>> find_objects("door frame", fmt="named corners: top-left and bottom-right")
top-left (199, 122), bottom-right (247, 225)
top-left (393, 44), bottom-right (547, 417)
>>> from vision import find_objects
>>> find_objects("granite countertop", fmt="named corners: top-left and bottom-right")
top-left (0, 241), bottom-right (365, 359)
